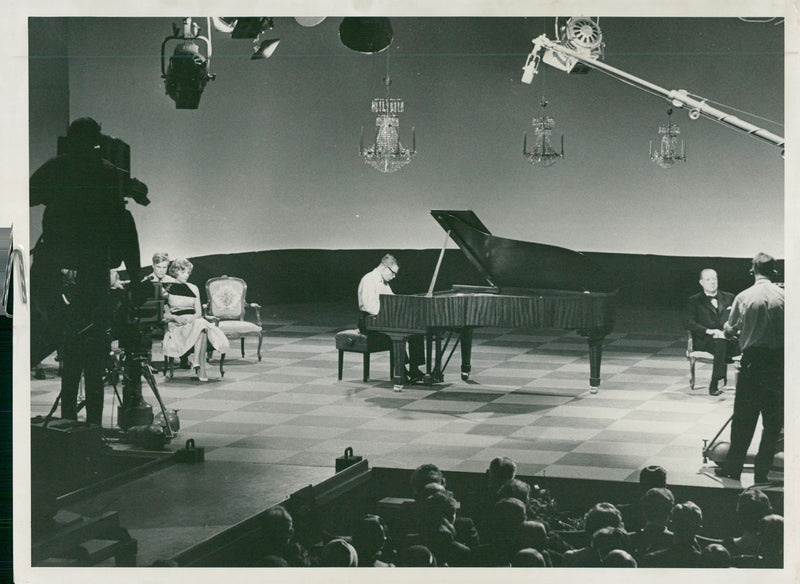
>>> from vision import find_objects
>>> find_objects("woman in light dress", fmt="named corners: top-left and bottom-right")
top-left (161, 258), bottom-right (229, 381)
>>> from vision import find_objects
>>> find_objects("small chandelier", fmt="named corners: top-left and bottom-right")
top-left (523, 98), bottom-right (564, 168)
top-left (650, 108), bottom-right (686, 168)
top-left (360, 49), bottom-right (416, 174)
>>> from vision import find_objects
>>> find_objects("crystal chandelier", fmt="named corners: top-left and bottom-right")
top-left (650, 108), bottom-right (686, 168)
top-left (360, 49), bottom-right (416, 173)
top-left (523, 98), bottom-right (564, 168)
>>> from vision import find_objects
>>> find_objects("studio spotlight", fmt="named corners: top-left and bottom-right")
top-left (294, 17), bottom-right (326, 27)
top-left (339, 17), bottom-right (393, 54)
top-left (161, 18), bottom-right (215, 109)
top-left (251, 38), bottom-right (281, 60)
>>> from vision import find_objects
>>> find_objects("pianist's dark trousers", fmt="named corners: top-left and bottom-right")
top-left (359, 311), bottom-right (424, 369)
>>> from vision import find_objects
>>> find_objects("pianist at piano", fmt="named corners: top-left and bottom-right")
top-left (369, 211), bottom-right (618, 394)
top-left (358, 253), bottom-right (426, 385)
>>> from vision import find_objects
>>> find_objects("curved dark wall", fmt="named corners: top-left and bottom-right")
top-left (184, 248), bottom-right (782, 310)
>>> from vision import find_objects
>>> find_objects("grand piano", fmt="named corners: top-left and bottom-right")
top-left (367, 210), bottom-right (618, 392)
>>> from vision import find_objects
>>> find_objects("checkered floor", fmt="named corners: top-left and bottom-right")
top-left (30, 301), bottom-right (779, 490)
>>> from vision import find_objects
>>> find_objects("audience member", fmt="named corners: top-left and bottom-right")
top-left (319, 538), bottom-right (359, 567)
top-left (564, 501), bottom-right (624, 551)
top-left (352, 514), bottom-right (393, 567)
top-left (640, 501), bottom-right (703, 567)
top-left (417, 491), bottom-right (471, 567)
top-left (743, 513), bottom-right (783, 569)
top-left (563, 525), bottom-right (628, 567)
top-left (629, 488), bottom-right (675, 559)
top-left (259, 505), bottom-right (309, 566)
top-left (488, 457), bottom-right (517, 493)
top-left (511, 548), bottom-right (547, 567)
top-left (722, 489), bottom-right (773, 557)
top-left (701, 543), bottom-right (732, 568)
top-left (400, 545), bottom-right (437, 567)
top-left (603, 549), bottom-right (638, 567)
top-left (619, 465), bottom-right (667, 533)
top-left (261, 555), bottom-right (289, 567)
top-left (497, 478), bottom-right (531, 506)
top-left (410, 463), bottom-right (446, 499)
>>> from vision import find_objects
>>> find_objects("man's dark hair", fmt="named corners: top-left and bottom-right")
top-left (736, 489), bottom-right (773, 532)
top-left (639, 465), bottom-right (667, 491)
top-left (671, 501), bottom-right (703, 535)
top-left (751, 252), bottom-right (778, 279)
top-left (410, 463), bottom-right (444, 497)
top-left (584, 502), bottom-right (623, 535)
top-left (592, 526), bottom-right (630, 557)
top-left (262, 505), bottom-right (293, 546)
top-left (488, 456), bottom-right (517, 486)
top-left (66, 117), bottom-right (102, 151)
top-left (640, 488), bottom-right (675, 524)
top-left (497, 478), bottom-right (531, 504)
top-left (421, 490), bottom-right (458, 521)
top-left (700, 543), bottom-right (732, 568)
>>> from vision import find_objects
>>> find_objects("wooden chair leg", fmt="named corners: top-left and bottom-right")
top-left (257, 334), bottom-right (263, 362)
top-left (240, 338), bottom-right (245, 358)
top-left (219, 353), bottom-right (225, 378)
top-left (363, 352), bottom-right (370, 382)
top-left (338, 350), bottom-right (344, 380)
top-left (689, 358), bottom-right (696, 389)
top-left (389, 350), bottom-right (394, 380)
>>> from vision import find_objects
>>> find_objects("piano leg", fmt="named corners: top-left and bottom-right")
top-left (579, 329), bottom-right (608, 394)
top-left (424, 334), bottom-right (433, 385)
top-left (434, 333), bottom-right (444, 383)
top-left (460, 327), bottom-right (473, 381)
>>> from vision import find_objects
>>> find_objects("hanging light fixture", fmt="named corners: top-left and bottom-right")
top-left (359, 48), bottom-right (416, 173)
top-left (523, 97), bottom-right (564, 168)
top-left (161, 17), bottom-right (215, 109)
top-left (650, 108), bottom-right (686, 168)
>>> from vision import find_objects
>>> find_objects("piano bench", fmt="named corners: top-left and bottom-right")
top-left (335, 330), bottom-right (394, 382)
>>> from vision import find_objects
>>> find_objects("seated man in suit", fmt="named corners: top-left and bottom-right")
top-left (687, 268), bottom-right (740, 395)
top-left (358, 254), bottom-right (425, 383)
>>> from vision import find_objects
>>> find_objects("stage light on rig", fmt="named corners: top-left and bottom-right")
top-left (161, 18), bottom-right (215, 109)
top-left (251, 38), bottom-right (281, 60)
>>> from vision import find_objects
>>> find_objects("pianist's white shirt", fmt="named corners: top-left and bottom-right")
top-left (357, 266), bottom-right (394, 315)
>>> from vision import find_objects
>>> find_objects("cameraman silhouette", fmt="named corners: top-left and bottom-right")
top-left (30, 117), bottom-right (147, 425)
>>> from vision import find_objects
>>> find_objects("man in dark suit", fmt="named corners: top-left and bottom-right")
top-left (686, 268), bottom-right (739, 395)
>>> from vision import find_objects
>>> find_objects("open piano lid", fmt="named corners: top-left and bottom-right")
top-left (431, 210), bottom-right (617, 293)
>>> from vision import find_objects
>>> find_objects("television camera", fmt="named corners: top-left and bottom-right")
top-left (108, 280), bottom-right (179, 449)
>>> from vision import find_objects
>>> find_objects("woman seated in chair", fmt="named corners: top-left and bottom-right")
top-left (162, 258), bottom-right (229, 381)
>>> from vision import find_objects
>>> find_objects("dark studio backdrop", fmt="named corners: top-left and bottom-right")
top-left (29, 16), bottom-right (784, 313)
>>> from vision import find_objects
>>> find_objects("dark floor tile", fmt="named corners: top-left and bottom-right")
top-left (237, 402), bottom-right (322, 414)
top-left (194, 389), bottom-right (272, 401)
top-left (182, 421), bottom-right (273, 435)
top-left (535, 416), bottom-right (616, 429)
top-left (566, 397), bottom-right (646, 410)
top-left (465, 423), bottom-right (526, 437)
top-left (227, 435), bottom-right (323, 450)
top-left (494, 437), bottom-right (582, 452)
top-left (592, 429), bottom-right (678, 444)
top-left (625, 366), bottom-right (686, 376)
top-left (473, 403), bottom-right (555, 415)
top-left (553, 452), bottom-right (650, 469)
top-left (423, 391), bottom-right (506, 403)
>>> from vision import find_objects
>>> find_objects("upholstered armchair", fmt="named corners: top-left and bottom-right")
top-left (203, 276), bottom-right (263, 371)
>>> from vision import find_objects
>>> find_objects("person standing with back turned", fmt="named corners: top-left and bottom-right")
top-left (715, 253), bottom-right (784, 483)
